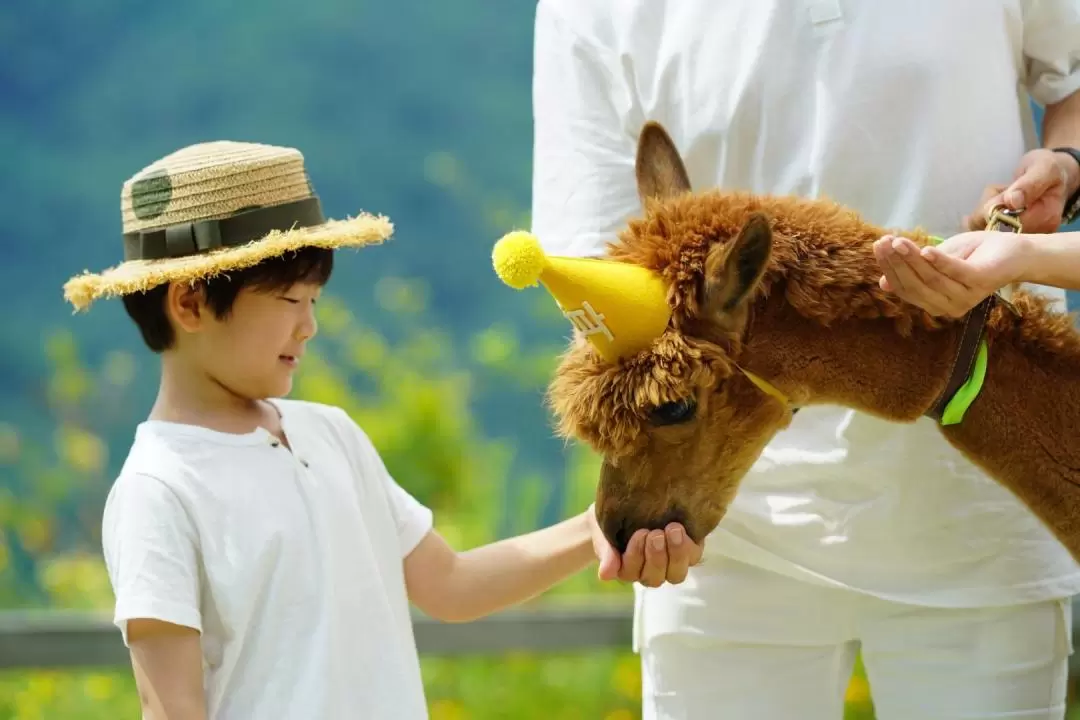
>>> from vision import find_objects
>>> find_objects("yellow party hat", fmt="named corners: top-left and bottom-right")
top-left (492, 231), bottom-right (672, 362)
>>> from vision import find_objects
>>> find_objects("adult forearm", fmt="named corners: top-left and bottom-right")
top-left (1043, 91), bottom-right (1080, 196)
top-left (1019, 231), bottom-right (1080, 291)
top-left (439, 511), bottom-right (595, 622)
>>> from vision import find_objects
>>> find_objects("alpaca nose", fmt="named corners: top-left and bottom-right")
top-left (601, 507), bottom-right (691, 556)
top-left (597, 459), bottom-right (693, 554)
top-left (605, 518), bottom-right (635, 557)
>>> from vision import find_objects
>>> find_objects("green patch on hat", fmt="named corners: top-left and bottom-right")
top-left (131, 169), bottom-right (173, 220)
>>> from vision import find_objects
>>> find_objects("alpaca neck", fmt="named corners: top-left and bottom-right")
top-left (740, 291), bottom-right (1080, 560)
top-left (740, 294), bottom-right (958, 421)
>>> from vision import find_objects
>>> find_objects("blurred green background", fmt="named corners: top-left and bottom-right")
top-left (1, 1), bottom-right (1078, 717)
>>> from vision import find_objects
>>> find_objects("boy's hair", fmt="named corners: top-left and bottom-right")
top-left (123, 246), bottom-right (335, 353)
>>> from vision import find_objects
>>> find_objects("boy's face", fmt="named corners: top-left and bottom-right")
top-left (174, 281), bottom-right (321, 400)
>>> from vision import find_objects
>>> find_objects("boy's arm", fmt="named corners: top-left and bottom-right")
top-left (102, 473), bottom-right (206, 717)
top-left (127, 619), bottom-right (207, 720)
top-left (403, 510), bottom-right (594, 623)
top-left (403, 506), bottom-right (704, 623)
top-left (342, 410), bottom-right (701, 622)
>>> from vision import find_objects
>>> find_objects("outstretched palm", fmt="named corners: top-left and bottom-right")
top-left (874, 232), bottom-right (1029, 318)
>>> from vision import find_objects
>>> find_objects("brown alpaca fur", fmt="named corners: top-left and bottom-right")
top-left (549, 121), bottom-right (1080, 557)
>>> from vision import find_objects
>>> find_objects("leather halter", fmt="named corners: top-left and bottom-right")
top-left (924, 205), bottom-right (1021, 422)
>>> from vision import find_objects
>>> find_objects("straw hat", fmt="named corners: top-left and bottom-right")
top-left (63, 140), bottom-right (394, 312)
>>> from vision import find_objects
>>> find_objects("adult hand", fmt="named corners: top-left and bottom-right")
top-left (587, 504), bottom-right (704, 587)
top-left (873, 231), bottom-right (1030, 317)
top-left (964, 149), bottom-right (1073, 234)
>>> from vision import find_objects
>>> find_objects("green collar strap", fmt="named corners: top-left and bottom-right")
top-left (940, 337), bottom-right (988, 425)
top-left (925, 235), bottom-right (990, 426)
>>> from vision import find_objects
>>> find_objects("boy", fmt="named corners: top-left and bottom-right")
top-left (63, 140), bottom-right (697, 719)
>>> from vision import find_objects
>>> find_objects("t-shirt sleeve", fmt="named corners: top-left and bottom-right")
top-left (1022, 0), bottom-right (1080, 106)
top-left (101, 473), bottom-right (202, 646)
top-left (379, 469), bottom-right (435, 558)
top-left (337, 410), bottom-right (435, 558)
top-left (531, 1), bottom-right (643, 258)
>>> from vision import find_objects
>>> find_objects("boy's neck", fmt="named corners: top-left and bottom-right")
top-left (150, 352), bottom-right (281, 437)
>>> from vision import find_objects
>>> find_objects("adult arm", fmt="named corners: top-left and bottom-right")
top-left (1043, 91), bottom-right (1080, 198)
top-left (1030, 0), bottom-right (1080, 162)
top-left (530, 0), bottom-right (642, 258)
top-left (965, 0), bottom-right (1080, 232)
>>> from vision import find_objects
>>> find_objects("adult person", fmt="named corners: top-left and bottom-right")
top-left (875, 227), bottom-right (1080, 317)
top-left (530, 1), bottom-right (1080, 717)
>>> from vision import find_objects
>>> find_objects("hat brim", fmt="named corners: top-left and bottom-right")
top-left (63, 213), bottom-right (393, 312)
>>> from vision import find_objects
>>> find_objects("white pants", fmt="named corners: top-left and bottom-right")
top-left (638, 558), bottom-right (1074, 720)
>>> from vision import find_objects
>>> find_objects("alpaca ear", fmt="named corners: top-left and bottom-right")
top-left (704, 213), bottom-right (772, 315)
top-left (635, 121), bottom-right (692, 206)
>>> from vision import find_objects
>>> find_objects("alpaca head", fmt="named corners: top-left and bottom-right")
top-left (546, 122), bottom-right (797, 553)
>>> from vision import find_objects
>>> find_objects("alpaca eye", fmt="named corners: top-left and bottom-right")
top-left (650, 399), bottom-right (697, 426)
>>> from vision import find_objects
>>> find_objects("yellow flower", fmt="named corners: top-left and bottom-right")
top-left (44, 329), bottom-right (78, 365)
top-left (14, 687), bottom-right (42, 720)
top-left (845, 675), bottom-right (871, 704)
top-left (27, 672), bottom-right (58, 702)
top-left (375, 277), bottom-right (427, 314)
top-left (315, 297), bottom-right (353, 337)
top-left (504, 651), bottom-right (536, 673)
top-left (84, 673), bottom-right (115, 700)
top-left (348, 331), bottom-right (388, 371)
top-left (423, 152), bottom-right (460, 188)
top-left (41, 553), bottom-right (115, 609)
top-left (55, 425), bottom-right (107, 475)
top-left (611, 655), bottom-right (641, 701)
top-left (470, 326), bottom-right (517, 367)
top-left (0, 423), bottom-right (19, 463)
top-left (103, 351), bottom-right (136, 386)
top-left (49, 366), bottom-right (91, 407)
top-left (429, 698), bottom-right (467, 720)
top-left (17, 515), bottom-right (50, 554)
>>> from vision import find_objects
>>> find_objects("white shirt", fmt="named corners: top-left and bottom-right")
top-left (102, 399), bottom-right (433, 719)
top-left (531, 0), bottom-right (1080, 619)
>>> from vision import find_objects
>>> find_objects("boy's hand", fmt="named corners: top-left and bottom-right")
top-left (587, 504), bottom-right (703, 587)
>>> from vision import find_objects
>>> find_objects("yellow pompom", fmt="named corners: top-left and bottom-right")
top-left (492, 230), bottom-right (548, 290)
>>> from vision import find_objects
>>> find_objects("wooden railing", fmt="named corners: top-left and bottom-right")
top-left (0, 606), bottom-right (632, 670)
top-left (2, 600), bottom-right (1079, 673)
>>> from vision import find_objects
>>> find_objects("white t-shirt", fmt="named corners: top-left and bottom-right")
top-left (102, 398), bottom-right (434, 719)
top-left (531, 0), bottom-right (1080, 617)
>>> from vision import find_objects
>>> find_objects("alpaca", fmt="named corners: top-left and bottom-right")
top-left (535, 122), bottom-right (1080, 560)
